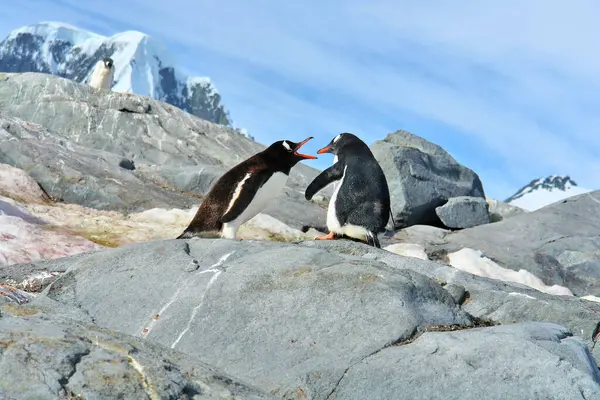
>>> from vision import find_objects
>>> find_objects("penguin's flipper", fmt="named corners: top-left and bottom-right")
top-left (305, 162), bottom-right (344, 201)
top-left (219, 170), bottom-right (272, 223)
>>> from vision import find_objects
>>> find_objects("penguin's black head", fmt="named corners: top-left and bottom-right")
top-left (103, 57), bottom-right (114, 69)
top-left (266, 137), bottom-right (317, 166)
top-left (316, 132), bottom-right (364, 155)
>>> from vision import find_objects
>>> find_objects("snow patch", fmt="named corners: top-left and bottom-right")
top-left (384, 243), bottom-right (429, 260)
top-left (245, 213), bottom-right (305, 240)
top-left (447, 248), bottom-right (573, 297)
top-left (582, 295), bottom-right (600, 303)
top-left (128, 207), bottom-right (198, 226)
top-left (508, 292), bottom-right (537, 300)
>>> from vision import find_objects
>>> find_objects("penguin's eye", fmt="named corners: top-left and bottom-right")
top-left (282, 141), bottom-right (293, 152)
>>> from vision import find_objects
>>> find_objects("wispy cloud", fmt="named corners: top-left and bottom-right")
top-left (2, 0), bottom-right (600, 200)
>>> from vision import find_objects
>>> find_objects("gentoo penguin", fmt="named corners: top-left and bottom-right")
top-left (305, 132), bottom-right (391, 248)
top-left (176, 137), bottom-right (317, 239)
top-left (88, 57), bottom-right (115, 90)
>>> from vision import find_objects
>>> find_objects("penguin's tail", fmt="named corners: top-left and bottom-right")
top-left (366, 231), bottom-right (381, 248)
top-left (175, 231), bottom-right (189, 239)
top-left (176, 229), bottom-right (221, 239)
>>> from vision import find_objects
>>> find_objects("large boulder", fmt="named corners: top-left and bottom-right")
top-left (486, 197), bottom-right (528, 222)
top-left (4, 238), bottom-right (598, 398)
top-left (435, 196), bottom-right (490, 229)
top-left (371, 130), bottom-right (485, 229)
top-left (0, 114), bottom-right (199, 211)
top-left (40, 239), bottom-right (472, 398)
top-left (0, 72), bottom-right (327, 229)
top-left (0, 301), bottom-right (272, 399)
top-left (331, 322), bottom-right (600, 400)
top-left (431, 190), bottom-right (600, 296)
top-left (308, 240), bottom-right (600, 367)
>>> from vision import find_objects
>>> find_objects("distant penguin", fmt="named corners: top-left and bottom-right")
top-left (305, 132), bottom-right (391, 248)
top-left (88, 57), bottom-right (114, 90)
top-left (176, 137), bottom-right (317, 239)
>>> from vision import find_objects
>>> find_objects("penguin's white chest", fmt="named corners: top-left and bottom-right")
top-left (88, 61), bottom-right (114, 90)
top-left (221, 171), bottom-right (288, 238)
top-left (327, 162), bottom-right (346, 232)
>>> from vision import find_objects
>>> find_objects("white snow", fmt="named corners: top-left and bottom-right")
top-left (509, 185), bottom-right (590, 211)
top-left (105, 30), bottom-right (178, 96)
top-left (187, 76), bottom-right (215, 96)
top-left (384, 243), bottom-right (429, 260)
top-left (447, 247), bottom-right (574, 296)
top-left (245, 213), bottom-right (306, 240)
top-left (6, 21), bottom-right (102, 43)
top-left (507, 175), bottom-right (592, 211)
top-left (582, 295), bottom-right (600, 303)
top-left (508, 292), bottom-right (537, 300)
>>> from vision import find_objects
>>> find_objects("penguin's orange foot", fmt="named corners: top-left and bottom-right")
top-left (315, 231), bottom-right (337, 240)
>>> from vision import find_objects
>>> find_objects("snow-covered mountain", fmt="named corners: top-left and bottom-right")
top-left (505, 175), bottom-right (592, 211)
top-left (0, 21), bottom-right (251, 137)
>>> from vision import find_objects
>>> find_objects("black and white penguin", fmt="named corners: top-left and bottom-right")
top-left (88, 57), bottom-right (115, 90)
top-left (305, 132), bottom-right (391, 248)
top-left (176, 137), bottom-right (317, 239)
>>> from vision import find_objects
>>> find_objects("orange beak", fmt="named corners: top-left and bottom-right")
top-left (294, 137), bottom-right (317, 159)
top-left (317, 145), bottom-right (333, 154)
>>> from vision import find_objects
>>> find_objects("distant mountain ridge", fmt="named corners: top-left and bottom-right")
top-left (0, 21), bottom-right (254, 139)
top-left (505, 175), bottom-right (591, 211)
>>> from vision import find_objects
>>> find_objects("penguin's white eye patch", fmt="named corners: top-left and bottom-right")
top-left (282, 141), bottom-right (292, 151)
top-left (333, 134), bottom-right (342, 143)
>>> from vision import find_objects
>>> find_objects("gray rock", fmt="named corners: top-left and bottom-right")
top-left (432, 190), bottom-right (600, 296)
top-left (0, 283), bottom-right (35, 305)
top-left (0, 73), bottom-right (327, 228)
top-left (0, 301), bottom-right (273, 399)
top-left (383, 224), bottom-right (450, 248)
top-left (0, 251), bottom-right (91, 287)
top-left (0, 114), bottom-right (198, 212)
top-left (487, 197), bottom-right (528, 222)
top-left (435, 196), bottom-right (490, 229)
top-left (443, 283), bottom-right (467, 304)
top-left (39, 239), bottom-right (472, 398)
top-left (10, 238), bottom-right (600, 398)
top-left (118, 158), bottom-right (135, 170)
top-left (371, 130), bottom-right (485, 229)
top-left (137, 163), bottom-right (228, 198)
top-left (332, 322), bottom-right (600, 400)
top-left (303, 240), bottom-right (600, 365)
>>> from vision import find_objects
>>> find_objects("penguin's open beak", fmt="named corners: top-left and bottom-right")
top-left (294, 137), bottom-right (317, 159)
top-left (317, 145), bottom-right (333, 154)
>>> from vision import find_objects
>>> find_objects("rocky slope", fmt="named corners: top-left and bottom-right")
top-left (0, 21), bottom-right (235, 128)
top-left (429, 189), bottom-right (600, 296)
top-left (0, 72), bottom-right (326, 230)
top-left (2, 238), bottom-right (600, 399)
top-left (0, 162), bottom-right (323, 268)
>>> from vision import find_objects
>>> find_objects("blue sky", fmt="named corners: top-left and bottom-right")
top-left (2, 0), bottom-right (600, 201)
